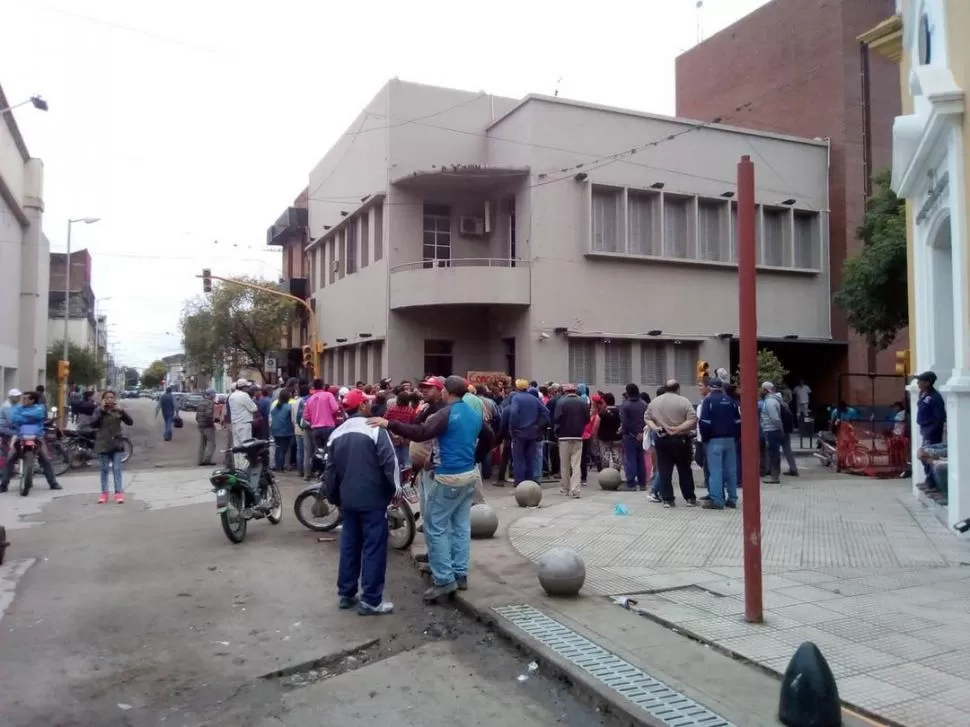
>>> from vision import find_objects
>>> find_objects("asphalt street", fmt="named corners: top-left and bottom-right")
top-left (0, 399), bottom-right (611, 727)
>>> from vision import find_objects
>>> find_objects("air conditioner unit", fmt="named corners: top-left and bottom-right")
top-left (459, 216), bottom-right (486, 237)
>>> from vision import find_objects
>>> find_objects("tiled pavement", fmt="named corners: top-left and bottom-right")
top-left (508, 475), bottom-right (970, 726)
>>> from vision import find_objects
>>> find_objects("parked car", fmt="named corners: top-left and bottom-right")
top-left (181, 394), bottom-right (205, 412)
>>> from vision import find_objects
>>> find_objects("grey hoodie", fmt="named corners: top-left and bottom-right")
top-left (760, 393), bottom-right (784, 432)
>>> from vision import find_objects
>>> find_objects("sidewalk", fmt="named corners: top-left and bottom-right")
top-left (413, 467), bottom-right (970, 727)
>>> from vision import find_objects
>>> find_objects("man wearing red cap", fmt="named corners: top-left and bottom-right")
top-left (324, 389), bottom-right (399, 615)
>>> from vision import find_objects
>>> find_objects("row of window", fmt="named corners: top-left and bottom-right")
top-left (591, 186), bottom-right (821, 270)
top-left (322, 340), bottom-right (383, 386)
top-left (568, 339), bottom-right (701, 389)
top-left (309, 204), bottom-right (385, 291)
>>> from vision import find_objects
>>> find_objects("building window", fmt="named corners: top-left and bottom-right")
top-left (345, 223), bottom-right (358, 275)
top-left (423, 204), bottom-right (451, 268)
top-left (336, 349), bottom-right (345, 383)
top-left (373, 205), bottom-right (384, 261)
top-left (346, 345), bottom-right (356, 382)
top-left (663, 194), bottom-right (692, 259)
top-left (697, 199), bottom-right (729, 262)
top-left (604, 341), bottom-right (632, 385)
top-left (591, 186), bottom-right (621, 252)
top-left (326, 240), bottom-right (335, 285)
top-left (628, 191), bottom-right (660, 256)
top-left (568, 339), bottom-right (596, 385)
top-left (424, 339), bottom-right (453, 376)
top-left (325, 350), bottom-right (335, 384)
top-left (640, 342), bottom-right (667, 389)
top-left (793, 210), bottom-right (819, 269)
top-left (673, 344), bottom-right (699, 386)
top-left (359, 344), bottom-right (368, 383)
top-left (372, 340), bottom-right (383, 382)
top-left (762, 207), bottom-right (791, 267)
top-left (360, 215), bottom-right (370, 269)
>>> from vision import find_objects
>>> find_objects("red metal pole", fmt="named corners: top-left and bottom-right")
top-left (737, 155), bottom-right (763, 624)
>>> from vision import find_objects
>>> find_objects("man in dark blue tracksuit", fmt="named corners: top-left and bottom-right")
top-left (698, 378), bottom-right (741, 510)
top-left (507, 382), bottom-right (549, 484)
top-left (324, 389), bottom-right (400, 616)
top-left (619, 383), bottom-right (648, 489)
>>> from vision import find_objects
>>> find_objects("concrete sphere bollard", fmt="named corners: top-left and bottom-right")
top-left (537, 547), bottom-right (586, 597)
top-left (598, 467), bottom-right (622, 491)
top-left (514, 480), bottom-right (543, 508)
top-left (469, 503), bottom-right (499, 539)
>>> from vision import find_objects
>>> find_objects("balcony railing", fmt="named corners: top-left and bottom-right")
top-left (390, 257), bottom-right (529, 273)
top-left (388, 258), bottom-right (531, 309)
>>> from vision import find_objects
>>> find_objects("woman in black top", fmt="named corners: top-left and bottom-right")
top-left (596, 393), bottom-right (622, 470)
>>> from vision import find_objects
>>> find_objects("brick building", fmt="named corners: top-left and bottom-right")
top-left (676, 0), bottom-right (904, 406)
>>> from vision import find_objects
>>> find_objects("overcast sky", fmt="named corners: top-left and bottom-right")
top-left (1, 0), bottom-right (770, 372)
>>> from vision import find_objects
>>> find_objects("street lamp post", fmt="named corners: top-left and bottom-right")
top-left (59, 217), bottom-right (100, 426)
top-left (0, 96), bottom-right (49, 115)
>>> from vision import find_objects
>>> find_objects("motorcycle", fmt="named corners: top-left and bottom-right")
top-left (210, 438), bottom-right (282, 544)
top-left (814, 429), bottom-right (837, 469)
top-left (63, 427), bottom-right (133, 470)
top-left (293, 447), bottom-right (417, 550)
top-left (42, 418), bottom-right (71, 477)
top-left (12, 428), bottom-right (41, 497)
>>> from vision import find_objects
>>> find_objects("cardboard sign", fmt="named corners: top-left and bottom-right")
top-left (467, 371), bottom-right (511, 389)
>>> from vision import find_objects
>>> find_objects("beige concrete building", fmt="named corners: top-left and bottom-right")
top-left (0, 82), bottom-right (49, 392)
top-left (306, 80), bottom-right (832, 394)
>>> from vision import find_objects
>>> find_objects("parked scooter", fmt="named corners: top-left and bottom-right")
top-left (814, 429), bottom-right (837, 469)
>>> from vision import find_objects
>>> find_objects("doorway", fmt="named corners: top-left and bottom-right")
top-left (929, 216), bottom-right (954, 376)
top-left (502, 337), bottom-right (516, 379)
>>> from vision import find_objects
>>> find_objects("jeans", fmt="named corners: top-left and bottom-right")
top-left (311, 426), bottom-right (335, 451)
top-left (780, 434), bottom-right (798, 474)
top-left (163, 415), bottom-right (174, 441)
top-left (394, 443), bottom-right (410, 468)
top-left (302, 428), bottom-right (314, 479)
top-left (763, 430), bottom-right (784, 480)
top-left (0, 444), bottom-right (58, 489)
top-left (655, 435), bottom-right (695, 503)
top-left (497, 438), bottom-right (512, 481)
top-left (512, 437), bottom-right (537, 484)
top-left (198, 427), bottom-right (216, 465)
top-left (99, 450), bottom-right (124, 493)
top-left (295, 433), bottom-right (305, 476)
top-left (273, 435), bottom-right (294, 470)
top-left (621, 433), bottom-right (646, 487)
top-left (337, 507), bottom-right (389, 608)
top-left (705, 437), bottom-right (738, 507)
top-left (558, 439), bottom-right (583, 495)
top-left (479, 447), bottom-right (493, 481)
top-left (534, 442), bottom-right (544, 481)
top-left (424, 477), bottom-right (476, 587)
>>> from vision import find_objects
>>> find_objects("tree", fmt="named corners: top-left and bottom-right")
top-left (123, 367), bottom-right (141, 388)
top-left (180, 277), bottom-right (296, 382)
top-left (141, 360), bottom-right (169, 389)
top-left (180, 299), bottom-right (222, 379)
top-left (834, 170), bottom-right (908, 350)
top-left (734, 349), bottom-right (790, 392)
top-left (47, 341), bottom-right (104, 387)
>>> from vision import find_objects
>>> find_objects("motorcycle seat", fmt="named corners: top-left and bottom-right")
top-left (231, 438), bottom-right (270, 454)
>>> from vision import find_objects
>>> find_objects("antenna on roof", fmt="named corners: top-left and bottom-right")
top-left (696, 0), bottom-right (705, 44)
top-left (553, 77), bottom-right (563, 97)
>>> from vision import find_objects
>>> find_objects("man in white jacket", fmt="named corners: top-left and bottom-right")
top-left (227, 379), bottom-right (257, 470)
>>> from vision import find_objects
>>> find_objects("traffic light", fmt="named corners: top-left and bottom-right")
top-left (314, 340), bottom-right (325, 354)
top-left (302, 345), bottom-right (313, 368)
top-left (895, 349), bottom-right (910, 376)
top-left (696, 360), bottom-right (710, 383)
top-left (57, 359), bottom-right (70, 381)
top-left (202, 268), bottom-right (212, 293)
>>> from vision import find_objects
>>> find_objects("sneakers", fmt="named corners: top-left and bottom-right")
top-left (115, 492), bottom-right (125, 504)
top-left (646, 493), bottom-right (661, 503)
top-left (701, 501), bottom-right (724, 510)
top-left (423, 581), bottom-right (458, 603)
top-left (97, 493), bottom-right (109, 504)
top-left (456, 575), bottom-right (468, 591)
top-left (685, 499), bottom-right (699, 507)
top-left (358, 600), bottom-right (394, 616)
top-left (338, 595), bottom-right (359, 610)
top-left (726, 501), bottom-right (738, 509)
top-left (49, 483), bottom-right (62, 490)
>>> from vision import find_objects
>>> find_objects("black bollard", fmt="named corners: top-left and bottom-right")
top-left (778, 641), bottom-right (842, 727)
top-left (0, 525), bottom-right (8, 565)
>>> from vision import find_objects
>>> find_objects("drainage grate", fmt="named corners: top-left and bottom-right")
top-left (494, 604), bottom-right (735, 727)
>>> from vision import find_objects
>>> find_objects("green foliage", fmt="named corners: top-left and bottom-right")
top-left (181, 277), bottom-right (296, 380)
top-left (47, 341), bottom-right (104, 387)
top-left (141, 360), bottom-right (169, 389)
top-left (834, 170), bottom-right (908, 350)
top-left (733, 349), bottom-right (790, 392)
top-left (123, 367), bottom-right (141, 388)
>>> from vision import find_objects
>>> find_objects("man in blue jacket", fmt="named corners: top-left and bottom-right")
top-left (156, 387), bottom-right (177, 441)
top-left (507, 379), bottom-right (549, 484)
top-left (324, 389), bottom-right (399, 616)
top-left (371, 375), bottom-right (494, 603)
top-left (0, 391), bottom-right (62, 492)
top-left (697, 378), bottom-right (740, 510)
top-left (619, 383), bottom-right (648, 490)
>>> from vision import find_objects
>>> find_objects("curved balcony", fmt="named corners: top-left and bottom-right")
top-left (389, 258), bottom-right (530, 310)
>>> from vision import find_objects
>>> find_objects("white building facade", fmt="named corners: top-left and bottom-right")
top-left (892, 0), bottom-right (969, 528)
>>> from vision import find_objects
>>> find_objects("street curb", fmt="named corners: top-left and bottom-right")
top-left (408, 544), bottom-right (661, 727)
